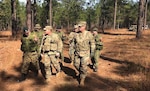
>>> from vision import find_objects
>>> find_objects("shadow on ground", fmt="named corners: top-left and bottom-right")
top-left (0, 62), bottom-right (48, 89)
top-left (102, 31), bottom-right (135, 36)
top-left (100, 55), bottom-right (150, 76)
top-left (53, 73), bottom-right (132, 91)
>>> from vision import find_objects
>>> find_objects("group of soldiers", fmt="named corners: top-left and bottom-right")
top-left (19, 21), bottom-right (103, 87)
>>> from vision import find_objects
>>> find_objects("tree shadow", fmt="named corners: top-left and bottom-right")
top-left (0, 70), bottom-right (19, 82)
top-left (11, 63), bottom-right (47, 86)
top-left (53, 73), bottom-right (131, 91)
top-left (100, 55), bottom-right (149, 76)
top-left (64, 57), bottom-right (71, 63)
top-left (102, 32), bottom-right (135, 36)
top-left (61, 65), bottom-right (77, 78)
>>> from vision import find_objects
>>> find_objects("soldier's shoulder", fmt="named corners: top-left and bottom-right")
top-left (86, 31), bottom-right (92, 35)
top-left (52, 33), bottom-right (59, 37)
top-left (69, 32), bottom-right (75, 35)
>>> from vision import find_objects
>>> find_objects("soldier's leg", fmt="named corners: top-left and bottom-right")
top-left (79, 56), bottom-right (89, 86)
top-left (31, 53), bottom-right (39, 76)
top-left (61, 51), bottom-right (64, 63)
top-left (71, 54), bottom-right (75, 64)
top-left (21, 54), bottom-right (30, 75)
top-left (43, 54), bottom-right (51, 79)
top-left (73, 55), bottom-right (81, 77)
top-left (69, 48), bottom-right (75, 64)
top-left (19, 54), bottom-right (30, 82)
top-left (74, 55), bottom-right (80, 71)
top-left (93, 50), bottom-right (100, 72)
top-left (50, 55), bottom-right (61, 74)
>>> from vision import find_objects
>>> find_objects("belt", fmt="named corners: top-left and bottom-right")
top-left (44, 51), bottom-right (49, 53)
top-left (25, 51), bottom-right (36, 53)
top-left (31, 51), bottom-right (36, 52)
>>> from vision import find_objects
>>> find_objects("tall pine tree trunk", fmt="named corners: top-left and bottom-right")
top-left (136, 0), bottom-right (144, 39)
top-left (143, 0), bottom-right (148, 30)
top-left (26, 0), bottom-right (32, 31)
top-left (113, 0), bottom-right (117, 30)
top-left (49, 0), bottom-right (52, 26)
top-left (11, 0), bottom-right (17, 38)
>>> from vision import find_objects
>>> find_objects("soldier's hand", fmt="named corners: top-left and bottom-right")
top-left (56, 53), bottom-right (60, 57)
top-left (40, 54), bottom-right (43, 57)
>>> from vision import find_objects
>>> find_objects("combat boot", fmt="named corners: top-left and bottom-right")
top-left (93, 68), bottom-right (98, 72)
top-left (93, 66), bottom-right (98, 72)
top-left (79, 78), bottom-right (85, 86)
top-left (18, 73), bottom-right (27, 82)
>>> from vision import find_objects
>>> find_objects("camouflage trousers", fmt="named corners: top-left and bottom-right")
top-left (21, 52), bottom-right (39, 75)
top-left (74, 54), bottom-right (89, 79)
top-left (42, 52), bottom-right (61, 79)
top-left (69, 47), bottom-right (75, 62)
top-left (60, 50), bottom-right (64, 62)
top-left (93, 50), bottom-right (101, 69)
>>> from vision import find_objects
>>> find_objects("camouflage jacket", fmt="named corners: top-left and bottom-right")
top-left (55, 31), bottom-right (66, 41)
top-left (94, 34), bottom-right (103, 50)
top-left (32, 30), bottom-right (44, 44)
top-left (21, 32), bottom-right (38, 52)
top-left (74, 30), bottom-right (95, 56)
top-left (68, 31), bottom-right (77, 47)
top-left (42, 33), bottom-right (63, 55)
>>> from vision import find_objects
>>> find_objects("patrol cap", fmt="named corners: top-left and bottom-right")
top-left (74, 25), bottom-right (78, 29)
top-left (34, 24), bottom-right (41, 29)
top-left (43, 26), bottom-right (53, 30)
top-left (93, 27), bottom-right (98, 31)
top-left (78, 21), bottom-right (86, 27)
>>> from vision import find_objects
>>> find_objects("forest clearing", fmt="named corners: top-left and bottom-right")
top-left (0, 29), bottom-right (149, 91)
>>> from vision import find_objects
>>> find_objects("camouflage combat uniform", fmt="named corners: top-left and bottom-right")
top-left (68, 25), bottom-right (79, 64)
top-left (68, 31), bottom-right (77, 63)
top-left (41, 32), bottom-right (63, 79)
top-left (55, 29), bottom-right (66, 65)
top-left (92, 31), bottom-right (103, 72)
top-left (20, 31), bottom-right (39, 80)
top-left (34, 24), bottom-right (44, 53)
top-left (74, 30), bottom-right (95, 80)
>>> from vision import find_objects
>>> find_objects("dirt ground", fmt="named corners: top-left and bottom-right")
top-left (0, 29), bottom-right (149, 91)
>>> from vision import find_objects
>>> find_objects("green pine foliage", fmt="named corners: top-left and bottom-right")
top-left (0, 0), bottom-right (150, 30)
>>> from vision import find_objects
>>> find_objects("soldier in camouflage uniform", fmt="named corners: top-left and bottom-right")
top-left (55, 26), bottom-right (66, 66)
top-left (34, 24), bottom-right (44, 53)
top-left (74, 21), bottom-right (95, 86)
top-left (92, 27), bottom-right (103, 72)
top-left (41, 26), bottom-right (63, 81)
top-left (19, 27), bottom-right (39, 82)
top-left (68, 25), bottom-right (79, 65)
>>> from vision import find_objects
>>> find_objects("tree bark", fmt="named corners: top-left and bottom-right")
top-left (26, 0), bottom-right (32, 31)
top-left (136, 0), bottom-right (144, 39)
top-left (113, 0), bottom-right (117, 30)
top-left (143, 0), bottom-right (148, 30)
top-left (49, 0), bottom-right (52, 26)
top-left (11, 0), bottom-right (17, 38)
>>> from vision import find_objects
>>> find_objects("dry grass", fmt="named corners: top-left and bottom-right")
top-left (101, 29), bottom-right (150, 91)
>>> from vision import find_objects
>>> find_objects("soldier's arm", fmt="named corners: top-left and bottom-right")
top-left (20, 37), bottom-right (24, 52)
top-left (56, 35), bottom-right (63, 53)
top-left (89, 32), bottom-right (95, 53)
top-left (68, 32), bottom-right (74, 43)
top-left (62, 32), bottom-right (67, 41)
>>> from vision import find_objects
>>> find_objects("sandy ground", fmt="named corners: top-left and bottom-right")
top-left (0, 29), bottom-right (149, 91)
